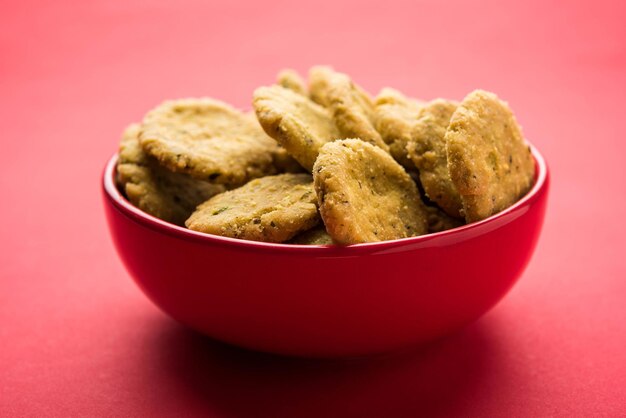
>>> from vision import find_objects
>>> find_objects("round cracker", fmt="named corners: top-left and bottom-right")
top-left (326, 73), bottom-right (390, 152)
top-left (186, 173), bottom-right (319, 243)
top-left (313, 139), bottom-right (428, 244)
top-left (117, 124), bottom-right (225, 226)
top-left (277, 69), bottom-right (308, 96)
top-left (308, 65), bottom-right (336, 107)
top-left (253, 85), bottom-right (341, 171)
top-left (445, 90), bottom-right (535, 222)
top-left (139, 98), bottom-right (287, 187)
top-left (308, 66), bottom-right (387, 150)
top-left (407, 99), bottom-right (463, 218)
top-left (374, 87), bottom-right (424, 169)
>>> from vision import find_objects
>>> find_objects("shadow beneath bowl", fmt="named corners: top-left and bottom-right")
top-left (151, 318), bottom-right (503, 417)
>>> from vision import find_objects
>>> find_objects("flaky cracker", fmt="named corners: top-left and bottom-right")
top-left (277, 69), bottom-right (308, 96)
top-left (407, 99), bottom-right (463, 218)
top-left (253, 85), bottom-right (341, 171)
top-left (186, 173), bottom-right (319, 243)
top-left (313, 139), bottom-right (428, 244)
top-left (139, 98), bottom-right (291, 187)
top-left (117, 124), bottom-right (225, 225)
top-left (445, 90), bottom-right (535, 222)
top-left (373, 87), bottom-right (423, 169)
top-left (326, 73), bottom-right (389, 152)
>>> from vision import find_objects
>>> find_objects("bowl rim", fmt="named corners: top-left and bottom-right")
top-left (103, 144), bottom-right (548, 254)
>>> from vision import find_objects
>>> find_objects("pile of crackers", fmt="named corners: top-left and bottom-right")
top-left (116, 66), bottom-right (535, 245)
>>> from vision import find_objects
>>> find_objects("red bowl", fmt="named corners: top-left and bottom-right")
top-left (102, 147), bottom-right (549, 357)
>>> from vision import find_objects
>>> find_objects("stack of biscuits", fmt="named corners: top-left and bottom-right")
top-left (116, 66), bottom-right (535, 245)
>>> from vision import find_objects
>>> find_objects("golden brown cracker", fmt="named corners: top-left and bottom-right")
top-left (139, 98), bottom-right (288, 187)
top-left (313, 139), bottom-right (428, 244)
top-left (407, 99), bottom-right (463, 218)
top-left (253, 85), bottom-right (341, 171)
top-left (117, 124), bottom-right (225, 226)
top-left (445, 90), bottom-right (535, 222)
top-left (186, 173), bottom-right (319, 242)
top-left (374, 88), bottom-right (423, 169)
top-left (288, 226), bottom-right (334, 245)
top-left (277, 69), bottom-right (308, 96)
top-left (375, 87), bottom-right (424, 109)
top-left (326, 73), bottom-right (389, 152)
top-left (308, 65), bottom-right (336, 107)
top-left (309, 66), bottom-right (372, 108)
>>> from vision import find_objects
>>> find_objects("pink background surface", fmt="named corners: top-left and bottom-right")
top-left (1, 0), bottom-right (625, 416)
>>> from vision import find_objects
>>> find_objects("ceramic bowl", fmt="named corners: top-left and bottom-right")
top-left (102, 147), bottom-right (548, 357)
